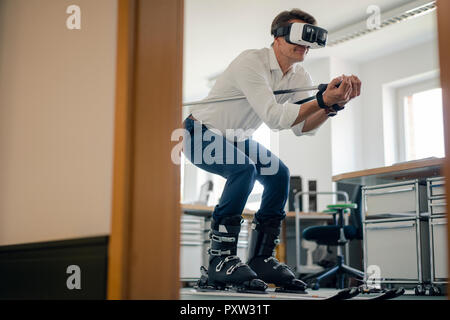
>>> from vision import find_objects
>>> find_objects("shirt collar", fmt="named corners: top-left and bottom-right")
top-left (269, 46), bottom-right (282, 71)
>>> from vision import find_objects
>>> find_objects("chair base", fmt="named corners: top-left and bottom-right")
top-left (302, 255), bottom-right (364, 290)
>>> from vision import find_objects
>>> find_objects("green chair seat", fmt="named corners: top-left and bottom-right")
top-left (327, 203), bottom-right (357, 210)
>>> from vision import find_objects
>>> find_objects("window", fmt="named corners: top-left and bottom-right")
top-left (397, 79), bottom-right (444, 162)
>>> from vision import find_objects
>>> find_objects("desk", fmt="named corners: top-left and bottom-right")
top-left (182, 203), bottom-right (330, 219)
top-left (332, 158), bottom-right (443, 186)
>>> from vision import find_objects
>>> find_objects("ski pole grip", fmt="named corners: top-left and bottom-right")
top-left (318, 81), bottom-right (342, 93)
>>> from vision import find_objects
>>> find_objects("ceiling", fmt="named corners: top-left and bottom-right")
top-left (183, 0), bottom-right (438, 100)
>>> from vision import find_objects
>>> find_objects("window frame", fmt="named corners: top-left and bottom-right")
top-left (395, 77), bottom-right (442, 162)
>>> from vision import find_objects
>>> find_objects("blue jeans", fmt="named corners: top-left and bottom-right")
top-left (183, 117), bottom-right (289, 222)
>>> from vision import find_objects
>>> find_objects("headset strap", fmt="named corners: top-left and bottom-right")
top-left (273, 25), bottom-right (291, 37)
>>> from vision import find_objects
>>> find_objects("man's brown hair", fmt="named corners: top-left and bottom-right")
top-left (271, 9), bottom-right (317, 37)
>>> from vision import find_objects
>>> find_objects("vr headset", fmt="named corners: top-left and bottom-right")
top-left (272, 23), bottom-right (328, 49)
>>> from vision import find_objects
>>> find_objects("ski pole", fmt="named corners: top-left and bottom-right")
top-left (182, 84), bottom-right (329, 107)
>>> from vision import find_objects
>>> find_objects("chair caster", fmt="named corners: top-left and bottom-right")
top-left (414, 285), bottom-right (426, 296)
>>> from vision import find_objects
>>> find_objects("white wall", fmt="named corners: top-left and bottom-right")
top-left (276, 56), bottom-right (363, 210)
top-left (329, 57), bottom-right (364, 175)
top-left (0, 0), bottom-right (117, 245)
top-left (275, 58), bottom-right (334, 211)
top-left (360, 38), bottom-right (440, 168)
top-left (278, 36), bottom-right (441, 208)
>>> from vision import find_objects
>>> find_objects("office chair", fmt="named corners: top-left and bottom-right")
top-left (301, 203), bottom-right (365, 290)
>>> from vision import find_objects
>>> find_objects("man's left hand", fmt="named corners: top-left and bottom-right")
top-left (337, 75), bottom-right (361, 107)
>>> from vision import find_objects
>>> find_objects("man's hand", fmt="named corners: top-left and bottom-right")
top-left (323, 75), bottom-right (362, 107)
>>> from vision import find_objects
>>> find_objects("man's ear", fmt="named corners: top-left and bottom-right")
top-left (273, 37), bottom-right (282, 46)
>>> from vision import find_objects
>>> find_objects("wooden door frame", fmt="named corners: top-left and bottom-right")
top-left (436, 0), bottom-right (450, 297)
top-left (107, 0), bottom-right (183, 299)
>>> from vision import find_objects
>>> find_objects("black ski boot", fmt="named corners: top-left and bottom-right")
top-left (196, 216), bottom-right (267, 294)
top-left (247, 216), bottom-right (307, 294)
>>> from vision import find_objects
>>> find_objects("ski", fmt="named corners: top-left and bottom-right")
top-left (324, 287), bottom-right (360, 301)
top-left (357, 287), bottom-right (405, 300)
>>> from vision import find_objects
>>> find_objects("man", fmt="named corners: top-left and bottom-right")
top-left (183, 9), bottom-right (361, 293)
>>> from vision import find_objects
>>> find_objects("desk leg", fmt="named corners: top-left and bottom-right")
top-left (295, 212), bottom-right (301, 276)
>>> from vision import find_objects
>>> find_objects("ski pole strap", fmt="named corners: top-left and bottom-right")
top-left (315, 82), bottom-right (345, 116)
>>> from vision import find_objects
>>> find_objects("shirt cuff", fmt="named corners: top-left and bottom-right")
top-left (291, 120), bottom-right (306, 136)
top-left (302, 127), bottom-right (319, 136)
top-left (291, 121), bottom-right (320, 136)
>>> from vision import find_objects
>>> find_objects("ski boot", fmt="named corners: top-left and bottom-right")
top-left (247, 216), bottom-right (307, 294)
top-left (196, 215), bottom-right (267, 294)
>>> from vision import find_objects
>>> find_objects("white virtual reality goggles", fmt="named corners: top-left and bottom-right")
top-left (272, 22), bottom-right (328, 49)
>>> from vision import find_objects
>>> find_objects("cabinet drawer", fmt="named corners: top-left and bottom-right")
top-left (431, 218), bottom-right (448, 279)
top-left (429, 178), bottom-right (446, 198)
top-left (180, 242), bottom-right (203, 279)
top-left (181, 216), bottom-right (204, 232)
top-left (429, 199), bottom-right (447, 215)
top-left (363, 182), bottom-right (426, 217)
top-left (180, 230), bottom-right (204, 242)
top-left (365, 220), bottom-right (418, 280)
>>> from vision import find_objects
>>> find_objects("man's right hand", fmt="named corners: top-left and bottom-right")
top-left (322, 75), bottom-right (356, 107)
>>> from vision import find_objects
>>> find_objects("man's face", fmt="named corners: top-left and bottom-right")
top-left (274, 19), bottom-right (310, 62)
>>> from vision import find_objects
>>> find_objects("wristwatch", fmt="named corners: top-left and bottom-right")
top-left (316, 90), bottom-right (345, 117)
top-left (316, 89), bottom-right (329, 110)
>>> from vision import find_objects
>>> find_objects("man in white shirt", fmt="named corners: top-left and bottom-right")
top-left (184, 9), bottom-right (361, 293)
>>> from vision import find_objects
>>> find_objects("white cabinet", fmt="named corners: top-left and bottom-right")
top-left (180, 215), bottom-right (204, 280)
top-left (362, 180), bottom-right (430, 287)
top-left (363, 181), bottom-right (427, 218)
top-left (426, 177), bottom-right (448, 287)
top-left (365, 220), bottom-right (429, 281)
top-left (430, 218), bottom-right (448, 280)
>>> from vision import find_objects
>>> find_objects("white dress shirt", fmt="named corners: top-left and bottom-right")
top-left (191, 46), bottom-right (319, 141)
